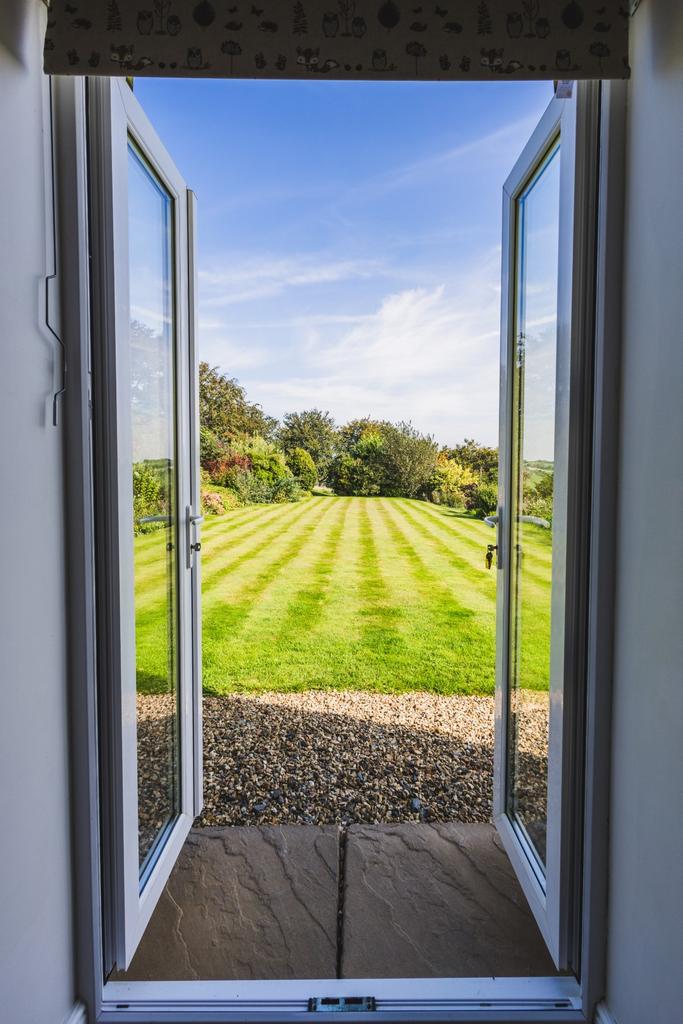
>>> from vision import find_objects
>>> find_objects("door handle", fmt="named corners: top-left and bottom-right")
top-left (186, 507), bottom-right (204, 568)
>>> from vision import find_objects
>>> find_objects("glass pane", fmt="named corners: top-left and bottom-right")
top-left (128, 143), bottom-right (180, 877)
top-left (507, 143), bottom-right (560, 872)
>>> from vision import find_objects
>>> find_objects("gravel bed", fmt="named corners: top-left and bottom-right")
top-left (136, 691), bottom-right (549, 831)
top-left (137, 694), bottom-right (178, 863)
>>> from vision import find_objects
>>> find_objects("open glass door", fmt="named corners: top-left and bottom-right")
top-left (90, 78), bottom-right (202, 970)
top-left (494, 83), bottom-right (598, 970)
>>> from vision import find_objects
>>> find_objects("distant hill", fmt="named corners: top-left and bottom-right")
top-left (525, 459), bottom-right (554, 485)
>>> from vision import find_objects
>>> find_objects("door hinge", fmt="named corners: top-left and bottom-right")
top-left (308, 997), bottom-right (376, 1013)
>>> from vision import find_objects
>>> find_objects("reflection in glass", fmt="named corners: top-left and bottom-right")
top-left (128, 144), bottom-right (180, 876)
top-left (507, 143), bottom-right (560, 871)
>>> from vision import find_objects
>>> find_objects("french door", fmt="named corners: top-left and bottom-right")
top-left (85, 73), bottom-right (600, 1002)
top-left (89, 78), bottom-right (203, 971)
top-left (494, 83), bottom-right (598, 970)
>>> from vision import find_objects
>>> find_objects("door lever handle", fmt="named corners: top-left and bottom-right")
top-left (186, 506), bottom-right (204, 568)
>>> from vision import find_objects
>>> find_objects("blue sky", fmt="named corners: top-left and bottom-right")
top-left (135, 78), bottom-right (553, 447)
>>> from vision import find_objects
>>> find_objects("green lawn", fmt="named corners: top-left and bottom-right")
top-left (134, 495), bottom-right (552, 696)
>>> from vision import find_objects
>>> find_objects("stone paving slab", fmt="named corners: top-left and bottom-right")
top-left (341, 822), bottom-right (556, 978)
top-left (118, 825), bottom-right (339, 980)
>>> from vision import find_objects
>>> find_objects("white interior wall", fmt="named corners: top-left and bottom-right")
top-left (0, 2), bottom-right (76, 1022)
top-left (605, 2), bottom-right (683, 1022)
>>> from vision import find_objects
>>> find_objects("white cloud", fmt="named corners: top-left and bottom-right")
top-left (328, 114), bottom-right (541, 211)
top-left (199, 255), bottom-right (387, 307)
top-left (237, 251), bottom-right (504, 446)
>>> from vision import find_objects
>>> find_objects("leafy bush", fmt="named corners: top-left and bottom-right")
top-left (270, 476), bottom-right (306, 503)
top-left (467, 480), bottom-right (498, 519)
top-left (328, 418), bottom-right (437, 498)
top-left (233, 436), bottom-right (291, 487)
top-left (202, 491), bottom-right (227, 516)
top-left (446, 438), bottom-right (498, 481)
top-left (380, 421), bottom-right (438, 497)
top-left (330, 451), bottom-right (382, 496)
top-left (524, 470), bottom-right (553, 523)
top-left (132, 462), bottom-right (166, 535)
top-left (218, 466), bottom-right (266, 504)
top-left (204, 447), bottom-right (253, 487)
top-left (200, 426), bottom-right (224, 468)
top-left (428, 455), bottom-right (476, 508)
top-left (201, 487), bottom-right (242, 516)
top-left (278, 409), bottom-right (336, 483)
top-left (286, 446), bottom-right (317, 490)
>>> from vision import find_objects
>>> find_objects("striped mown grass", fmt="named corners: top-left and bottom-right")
top-left (134, 495), bottom-right (552, 696)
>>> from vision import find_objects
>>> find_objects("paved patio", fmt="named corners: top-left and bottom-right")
top-left (118, 823), bottom-right (555, 981)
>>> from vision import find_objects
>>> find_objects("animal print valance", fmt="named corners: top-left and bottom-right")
top-left (44, 2), bottom-right (630, 80)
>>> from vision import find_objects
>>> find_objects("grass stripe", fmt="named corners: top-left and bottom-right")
top-left (199, 497), bottom-right (324, 594)
top-left (355, 499), bottom-right (410, 669)
top-left (271, 496), bottom-right (352, 642)
top-left (388, 500), bottom-right (499, 608)
top-left (134, 500), bottom-right (313, 594)
top-left (379, 499), bottom-right (497, 693)
top-left (406, 498), bottom-right (553, 574)
top-left (135, 497), bottom-right (319, 612)
top-left (201, 498), bottom-right (339, 690)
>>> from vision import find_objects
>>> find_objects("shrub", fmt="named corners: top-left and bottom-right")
top-left (278, 409), bottom-right (337, 483)
top-left (467, 480), bottom-right (498, 519)
top-left (204, 451), bottom-right (251, 487)
top-left (232, 436), bottom-right (291, 487)
top-left (329, 451), bottom-right (382, 496)
top-left (202, 491), bottom-right (226, 516)
top-left (329, 418), bottom-right (437, 498)
top-left (220, 466), bottom-right (268, 504)
top-left (199, 426), bottom-right (224, 469)
top-left (380, 421), bottom-right (438, 497)
top-left (286, 446), bottom-right (317, 490)
top-left (428, 455), bottom-right (476, 508)
top-left (524, 470), bottom-right (553, 524)
top-left (132, 462), bottom-right (166, 535)
top-left (446, 438), bottom-right (498, 481)
top-left (270, 476), bottom-right (306, 503)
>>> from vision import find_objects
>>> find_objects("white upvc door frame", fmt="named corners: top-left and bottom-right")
top-left (88, 77), bottom-right (202, 970)
top-left (187, 189), bottom-right (204, 817)
top-left (55, 72), bottom-right (626, 1024)
top-left (493, 81), bottom-right (601, 971)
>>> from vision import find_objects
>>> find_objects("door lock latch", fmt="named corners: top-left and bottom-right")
top-left (486, 544), bottom-right (498, 570)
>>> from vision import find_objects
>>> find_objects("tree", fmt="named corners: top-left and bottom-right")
top-left (524, 470), bottom-right (553, 523)
top-left (467, 479), bottom-right (498, 519)
top-left (429, 454), bottom-right (476, 508)
top-left (328, 420), bottom-right (384, 495)
top-left (278, 409), bottom-right (337, 482)
top-left (199, 362), bottom-right (277, 443)
top-left (232, 436), bottom-right (291, 487)
top-left (380, 421), bottom-right (438, 497)
top-left (328, 418), bottom-right (437, 498)
top-left (286, 447), bottom-right (317, 490)
top-left (199, 426), bottom-right (223, 468)
top-left (447, 438), bottom-right (498, 480)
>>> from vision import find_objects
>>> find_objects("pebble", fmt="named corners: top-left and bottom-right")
top-left (136, 690), bottom-right (549, 832)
